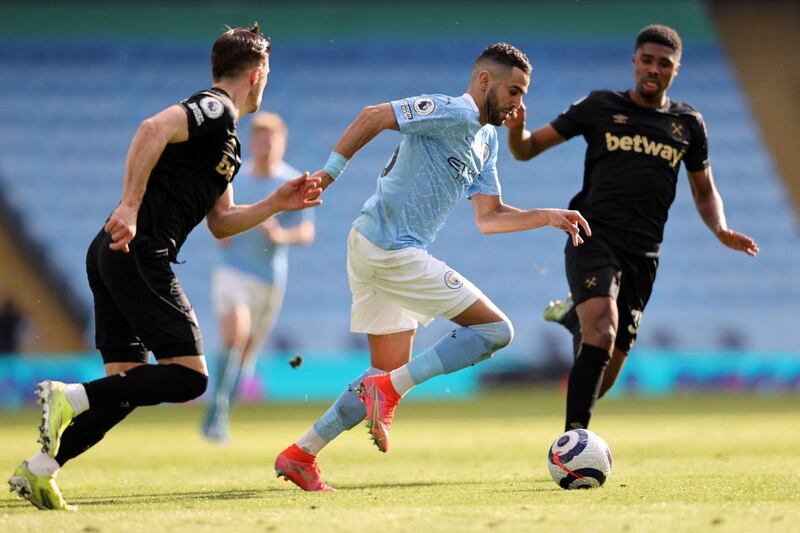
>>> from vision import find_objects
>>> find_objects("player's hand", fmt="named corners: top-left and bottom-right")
top-left (260, 218), bottom-right (288, 244)
top-left (717, 228), bottom-right (759, 256)
top-left (546, 209), bottom-right (591, 247)
top-left (104, 204), bottom-right (138, 253)
top-left (311, 169), bottom-right (335, 191)
top-left (273, 172), bottom-right (323, 212)
top-left (504, 101), bottom-right (527, 131)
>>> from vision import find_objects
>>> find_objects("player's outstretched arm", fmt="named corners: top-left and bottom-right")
top-left (688, 167), bottom-right (759, 256)
top-left (105, 105), bottom-right (189, 252)
top-left (315, 103), bottom-right (399, 190)
top-left (471, 193), bottom-right (590, 246)
top-left (505, 103), bottom-right (566, 161)
top-left (206, 174), bottom-right (322, 239)
top-left (260, 219), bottom-right (315, 246)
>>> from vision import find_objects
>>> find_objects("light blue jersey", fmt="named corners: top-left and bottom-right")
top-left (220, 162), bottom-right (313, 285)
top-left (353, 93), bottom-right (501, 250)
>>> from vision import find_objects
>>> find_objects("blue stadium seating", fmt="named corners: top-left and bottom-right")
top-left (0, 39), bottom-right (798, 360)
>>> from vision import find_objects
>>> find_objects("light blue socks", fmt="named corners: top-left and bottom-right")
top-left (312, 366), bottom-right (383, 442)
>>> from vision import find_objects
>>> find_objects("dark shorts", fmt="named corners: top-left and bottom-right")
top-left (564, 233), bottom-right (658, 353)
top-left (86, 230), bottom-right (203, 363)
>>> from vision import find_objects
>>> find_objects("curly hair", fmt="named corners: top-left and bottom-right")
top-left (635, 25), bottom-right (682, 58)
top-left (211, 23), bottom-right (271, 81)
top-left (474, 43), bottom-right (531, 76)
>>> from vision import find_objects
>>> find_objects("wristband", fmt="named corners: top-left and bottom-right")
top-left (323, 151), bottom-right (349, 181)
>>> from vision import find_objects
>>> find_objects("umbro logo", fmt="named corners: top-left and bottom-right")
top-left (612, 114), bottom-right (628, 124)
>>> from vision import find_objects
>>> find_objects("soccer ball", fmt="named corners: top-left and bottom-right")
top-left (547, 429), bottom-right (612, 489)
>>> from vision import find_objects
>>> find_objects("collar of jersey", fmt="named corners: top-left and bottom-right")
top-left (462, 93), bottom-right (479, 112)
top-left (209, 86), bottom-right (233, 101)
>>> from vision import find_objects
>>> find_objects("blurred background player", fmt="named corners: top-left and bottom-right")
top-left (203, 112), bottom-right (315, 443)
top-left (8, 24), bottom-right (322, 510)
top-left (505, 24), bottom-right (759, 431)
top-left (274, 43), bottom-right (591, 491)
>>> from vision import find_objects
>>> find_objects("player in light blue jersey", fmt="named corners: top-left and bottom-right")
top-left (203, 112), bottom-right (315, 442)
top-left (275, 44), bottom-right (590, 491)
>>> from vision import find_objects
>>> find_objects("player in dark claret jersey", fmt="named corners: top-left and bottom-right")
top-left (505, 25), bottom-right (758, 431)
top-left (8, 24), bottom-right (322, 510)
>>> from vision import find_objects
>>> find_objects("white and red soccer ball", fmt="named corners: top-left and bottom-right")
top-left (548, 429), bottom-right (612, 489)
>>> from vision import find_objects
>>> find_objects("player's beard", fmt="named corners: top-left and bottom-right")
top-left (485, 87), bottom-right (506, 126)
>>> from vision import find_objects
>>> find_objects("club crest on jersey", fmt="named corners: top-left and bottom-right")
top-left (200, 96), bottom-right (224, 119)
top-left (444, 270), bottom-right (464, 290)
top-left (413, 98), bottom-right (435, 116)
top-left (671, 121), bottom-right (685, 140)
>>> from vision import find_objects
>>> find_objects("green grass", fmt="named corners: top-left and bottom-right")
top-left (1, 389), bottom-right (799, 532)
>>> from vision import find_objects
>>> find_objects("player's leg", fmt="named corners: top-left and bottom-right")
top-left (379, 296), bottom-right (512, 399)
top-left (597, 251), bottom-right (656, 399)
top-left (544, 294), bottom-right (582, 357)
top-left (564, 296), bottom-right (617, 430)
top-left (237, 283), bottom-right (284, 397)
top-left (42, 236), bottom-right (208, 457)
top-left (562, 234), bottom-right (624, 430)
top-left (355, 241), bottom-right (513, 452)
top-left (204, 268), bottom-right (251, 441)
top-left (598, 348), bottom-right (627, 398)
top-left (10, 232), bottom-right (144, 509)
top-left (276, 329), bottom-right (413, 491)
top-left (207, 281), bottom-right (283, 442)
top-left (275, 230), bottom-right (415, 490)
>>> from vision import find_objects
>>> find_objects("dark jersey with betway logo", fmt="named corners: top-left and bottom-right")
top-left (136, 87), bottom-right (241, 260)
top-left (551, 90), bottom-right (709, 255)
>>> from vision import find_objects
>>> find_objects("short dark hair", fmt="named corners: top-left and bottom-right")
top-left (211, 23), bottom-right (271, 81)
top-left (635, 24), bottom-right (682, 59)
top-left (475, 43), bottom-right (532, 76)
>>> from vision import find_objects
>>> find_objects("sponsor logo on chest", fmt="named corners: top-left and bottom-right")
top-left (604, 131), bottom-right (684, 168)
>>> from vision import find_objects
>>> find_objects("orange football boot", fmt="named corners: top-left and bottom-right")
top-left (274, 444), bottom-right (336, 492)
top-left (358, 374), bottom-right (401, 453)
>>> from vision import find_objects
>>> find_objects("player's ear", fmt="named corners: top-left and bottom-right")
top-left (249, 65), bottom-right (260, 86)
top-left (479, 70), bottom-right (491, 91)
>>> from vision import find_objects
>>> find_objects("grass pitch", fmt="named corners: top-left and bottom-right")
top-left (1, 388), bottom-right (799, 532)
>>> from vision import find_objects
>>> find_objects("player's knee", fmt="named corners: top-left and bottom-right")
top-left (173, 365), bottom-right (208, 402)
top-left (473, 319), bottom-right (514, 353)
top-left (584, 320), bottom-right (616, 350)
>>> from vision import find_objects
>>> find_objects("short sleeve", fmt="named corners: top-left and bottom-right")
top-left (391, 95), bottom-right (465, 137)
top-left (467, 128), bottom-right (501, 198)
top-left (550, 93), bottom-right (597, 140)
top-left (180, 93), bottom-right (234, 139)
top-left (683, 112), bottom-right (710, 172)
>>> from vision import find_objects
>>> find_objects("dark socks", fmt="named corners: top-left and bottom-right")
top-left (83, 363), bottom-right (208, 409)
top-left (55, 406), bottom-right (135, 466)
top-left (565, 343), bottom-right (612, 430)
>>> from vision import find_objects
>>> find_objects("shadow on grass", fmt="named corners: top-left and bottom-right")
top-left (71, 488), bottom-right (274, 506)
top-left (337, 479), bottom-right (557, 492)
top-left (1, 480), bottom-right (559, 510)
top-left (0, 488), bottom-right (275, 510)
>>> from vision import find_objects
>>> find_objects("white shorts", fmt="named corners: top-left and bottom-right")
top-left (347, 228), bottom-right (483, 334)
top-left (211, 266), bottom-right (284, 344)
